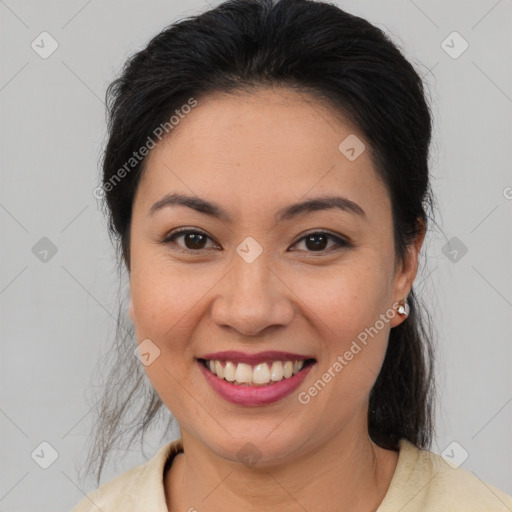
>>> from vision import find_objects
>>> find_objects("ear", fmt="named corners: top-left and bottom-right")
top-left (389, 219), bottom-right (426, 328)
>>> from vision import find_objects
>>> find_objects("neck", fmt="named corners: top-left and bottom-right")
top-left (165, 422), bottom-right (398, 512)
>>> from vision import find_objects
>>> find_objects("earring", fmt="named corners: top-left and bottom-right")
top-left (397, 297), bottom-right (410, 317)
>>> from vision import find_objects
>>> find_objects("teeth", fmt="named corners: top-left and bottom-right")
top-left (204, 359), bottom-right (307, 385)
top-left (283, 361), bottom-right (293, 378)
top-left (215, 360), bottom-right (224, 379)
top-left (235, 363), bottom-right (252, 383)
top-left (224, 361), bottom-right (236, 381)
top-left (270, 361), bottom-right (283, 381)
top-left (253, 363), bottom-right (271, 384)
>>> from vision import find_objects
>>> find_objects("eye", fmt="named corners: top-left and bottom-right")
top-left (161, 228), bottom-right (350, 254)
top-left (290, 231), bottom-right (349, 253)
top-left (162, 228), bottom-right (218, 251)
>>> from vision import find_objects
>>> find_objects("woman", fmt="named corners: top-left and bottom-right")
top-left (72, 0), bottom-right (512, 510)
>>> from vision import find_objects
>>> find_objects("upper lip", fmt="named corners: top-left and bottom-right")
top-left (198, 350), bottom-right (315, 365)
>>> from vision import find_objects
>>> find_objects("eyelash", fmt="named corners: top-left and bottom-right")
top-left (161, 228), bottom-right (350, 254)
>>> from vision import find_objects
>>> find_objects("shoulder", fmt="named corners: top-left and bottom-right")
top-left (70, 439), bottom-right (184, 512)
top-left (378, 439), bottom-right (512, 511)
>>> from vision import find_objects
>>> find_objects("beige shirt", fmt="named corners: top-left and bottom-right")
top-left (71, 438), bottom-right (512, 511)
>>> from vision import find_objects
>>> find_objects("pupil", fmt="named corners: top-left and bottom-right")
top-left (306, 234), bottom-right (327, 251)
top-left (186, 233), bottom-right (206, 249)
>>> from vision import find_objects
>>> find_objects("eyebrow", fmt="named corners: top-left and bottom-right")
top-left (147, 192), bottom-right (366, 222)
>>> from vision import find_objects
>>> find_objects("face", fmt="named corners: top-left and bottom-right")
top-left (128, 87), bottom-right (421, 465)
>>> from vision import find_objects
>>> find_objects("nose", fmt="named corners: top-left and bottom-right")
top-left (210, 253), bottom-right (294, 337)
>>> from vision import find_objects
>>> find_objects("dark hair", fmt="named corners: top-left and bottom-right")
top-left (83, 0), bottom-right (437, 485)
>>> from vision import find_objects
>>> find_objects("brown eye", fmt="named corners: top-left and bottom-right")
top-left (181, 232), bottom-right (208, 250)
top-left (163, 229), bottom-right (217, 251)
top-left (291, 231), bottom-right (349, 253)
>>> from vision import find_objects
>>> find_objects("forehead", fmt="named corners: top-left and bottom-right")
top-left (135, 87), bottom-right (390, 222)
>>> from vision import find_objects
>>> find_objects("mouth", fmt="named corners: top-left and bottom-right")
top-left (197, 357), bottom-right (317, 386)
top-left (197, 355), bottom-right (316, 406)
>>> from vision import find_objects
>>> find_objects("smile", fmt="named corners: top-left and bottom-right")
top-left (199, 358), bottom-right (316, 386)
top-left (197, 355), bottom-right (316, 406)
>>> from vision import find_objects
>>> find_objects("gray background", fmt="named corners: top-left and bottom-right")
top-left (1, 0), bottom-right (511, 510)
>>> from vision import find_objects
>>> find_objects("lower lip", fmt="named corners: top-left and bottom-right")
top-left (197, 360), bottom-right (315, 406)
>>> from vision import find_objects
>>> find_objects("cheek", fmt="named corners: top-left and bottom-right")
top-left (294, 260), bottom-right (391, 339)
top-left (129, 264), bottom-right (210, 412)
top-left (294, 262), bottom-right (392, 389)
top-left (129, 261), bottom-right (218, 353)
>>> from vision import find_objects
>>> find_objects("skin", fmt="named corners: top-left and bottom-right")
top-left (127, 86), bottom-right (425, 512)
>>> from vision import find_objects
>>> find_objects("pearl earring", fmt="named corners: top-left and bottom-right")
top-left (397, 297), bottom-right (410, 317)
